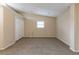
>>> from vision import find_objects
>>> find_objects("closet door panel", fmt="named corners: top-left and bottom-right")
top-left (15, 16), bottom-right (24, 40)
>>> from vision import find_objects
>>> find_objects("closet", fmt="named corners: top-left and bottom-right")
top-left (0, 5), bottom-right (24, 50)
top-left (15, 13), bottom-right (24, 41)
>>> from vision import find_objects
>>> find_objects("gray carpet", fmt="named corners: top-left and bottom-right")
top-left (0, 37), bottom-right (79, 55)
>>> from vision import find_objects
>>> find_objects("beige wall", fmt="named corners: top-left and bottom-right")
top-left (2, 6), bottom-right (16, 48)
top-left (56, 4), bottom-right (79, 52)
top-left (57, 4), bottom-right (79, 52)
top-left (24, 14), bottom-right (56, 37)
top-left (0, 5), bottom-right (24, 50)
top-left (0, 6), bottom-right (4, 48)
top-left (73, 4), bottom-right (79, 51)
top-left (0, 5), bottom-right (25, 50)
top-left (0, 5), bottom-right (15, 49)
top-left (56, 5), bottom-right (75, 46)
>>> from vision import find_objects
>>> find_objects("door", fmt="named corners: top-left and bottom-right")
top-left (15, 16), bottom-right (24, 40)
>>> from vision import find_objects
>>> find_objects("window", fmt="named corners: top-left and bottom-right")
top-left (36, 21), bottom-right (44, 28)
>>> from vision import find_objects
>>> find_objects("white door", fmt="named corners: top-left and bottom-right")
top-left (15, 16), bottom-right (24, 40)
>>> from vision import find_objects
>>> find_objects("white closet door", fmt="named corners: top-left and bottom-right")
top-left (15, 17), bottom-right (24, 40)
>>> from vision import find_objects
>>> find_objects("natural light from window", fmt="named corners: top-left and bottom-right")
top-left (37, 21), bottom-right (44, 28)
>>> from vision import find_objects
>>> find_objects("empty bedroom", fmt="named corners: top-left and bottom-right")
top-left (0, 3), bottom-right (79, 55)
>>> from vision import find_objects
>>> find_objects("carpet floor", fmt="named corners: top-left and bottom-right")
top-left (0, 37), bottom-right (79, 55)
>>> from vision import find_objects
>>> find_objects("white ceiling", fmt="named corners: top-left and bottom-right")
top-left (8, 3), bottom-right (72, 17)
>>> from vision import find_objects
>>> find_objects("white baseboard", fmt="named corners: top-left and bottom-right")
top-left (0, 37), bottom-right (23, 50)
top-left (70, 47), bottom-right (79, 52)
top-left (24, 36), bottom-right (56, 38)
top-left (56, 37), bottom-right (79, 52)
top-left (0, 41), bottom-right (16, 50)
top-left (56, 37), bottom-right (69, 46)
